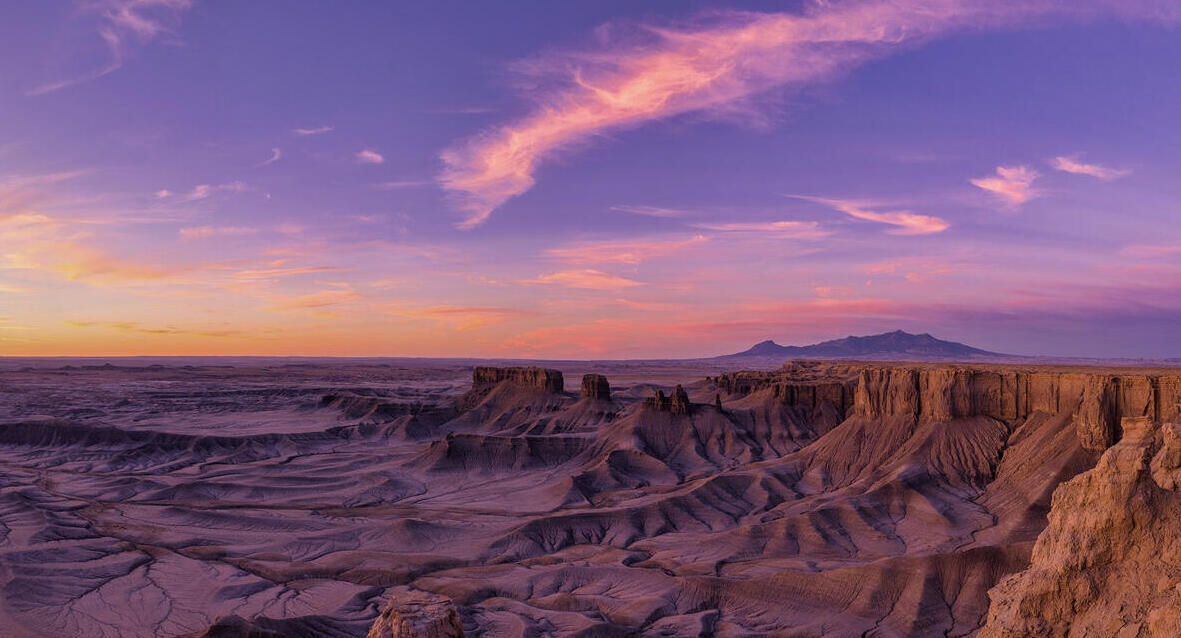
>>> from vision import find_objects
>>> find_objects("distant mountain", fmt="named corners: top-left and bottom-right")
top-left (722, 330), bottom-right (1003, 360)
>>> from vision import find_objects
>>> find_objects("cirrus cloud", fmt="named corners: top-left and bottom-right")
top-left (524, 269), bottom-right (642, 290)
top-left (545, 235), bottom-right (707, 265)
top-left (970, 165), bottom-right (1039, 206)
top-left (1050, 155), bottom-right (1130, 180)
top-left (27, 0), bottom-right (196, 96)
top-left (356, 149), bottom-right (385, 164)
top-left (439, 0), bottom-right (1172, 228)
top-left (793, 196), bottom-right (948, 235)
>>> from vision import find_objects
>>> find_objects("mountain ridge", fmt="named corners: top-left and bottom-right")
top-left (721, 329), bottom-right (1003, 360)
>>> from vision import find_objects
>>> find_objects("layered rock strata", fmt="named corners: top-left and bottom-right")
top-left (715, 363), bottom-right (858, 419)
top-left (367, 593), bottom-right (464, 638)
top-left (645, 384), bottom-right (692, 414)
top-left (979, 417), bottom-right (1181, 637)
top-left (470, 366), bottom-right (564, 394)
top-left (851, 366), bottom-right (1181, 450)
top-left (580, 374), bottom-right (611, 400)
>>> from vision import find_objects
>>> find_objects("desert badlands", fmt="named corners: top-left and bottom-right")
top-left (1, 357), bottom-right (1178, 637)
top-left (6, 0), bottom-right (1181, 636)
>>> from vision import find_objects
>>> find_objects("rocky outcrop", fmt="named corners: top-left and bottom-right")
top-left (851, 366), bottom-right (1181, 450)
top-left (644, 385), bottom-right (692, 415)
top-left (367, 593), bottom-right (464, 638)
top-left (470, 366), bottom-right (564, 394)
top-left (715, 363), bottom-right (857, 419)
top-left (459, 366), bottom-right (567, 412)
top-left (580, 374), bottom-right (611, 401)
top-left (979, 417), bottom-right (1181, 637)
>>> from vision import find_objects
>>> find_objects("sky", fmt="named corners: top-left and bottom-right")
top-left (1, 0), bottom-right (1180, 359)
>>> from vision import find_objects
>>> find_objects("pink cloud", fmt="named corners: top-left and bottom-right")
top-left (438, 1), bottom-right (1169, 227)
top-left (1121, 243), bottom-right (1181, 259)
top-left (401, 305), bottom-right (538, 330)
top-left (266, 287), bottom-right (363, 312)
top-left (26, 0), bottom-right (195, 96)
top-left (545, 235), bottom-right (706, 265)
top-left (692, 220), bottom-right (830, 238)
top-left (1050, 155), bottom-right (1130, 180)
top-left (608, 204), bottom-right (693, 219)
top-left (232, 265), bottom-right (347, 280)
top-left (292, 125), bottom-right (334, 136)
top-left (524, 269), bottom-right (642, 290)
top-left (179, 226), bottom-right (257, 239)
top-left (799, 196), bottom-right (948, 235)
top-left (356, 149), bottom-right (384, 164)
top-left (970, 165), bottom-right (1039, 206)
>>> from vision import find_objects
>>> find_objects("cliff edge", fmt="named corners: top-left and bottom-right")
top-left (979, 416), bottom-right (1181, 637)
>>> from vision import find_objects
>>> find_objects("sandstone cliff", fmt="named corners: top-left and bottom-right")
top-left (851, 365), bottom-right (1180, 450)
top-left (580, 373), bottom-right (611, 400)
top-left (715, 365), bottom-right (856, 420)
top-left (469, 366), bottom-right (564, 394)
top-left (979, 416), bottom-right (1181, 637)
top-left (644, 384), bottom-right (692, 414)
top-left (458, 366), bottom-right (566, 413)
top-left (367, 593), bottom-right (464, 638)
top-left (362, 361), bottom-right (1181, 638)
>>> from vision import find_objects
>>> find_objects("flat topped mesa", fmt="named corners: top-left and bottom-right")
top-left (367, 593), bottom-right (464, 638)
top-left (580, 374), bottom-right (611, 400)
top-left (645, 384), bottom-right (692, 415)
top-left (471, 366), bottom-right (564, 394)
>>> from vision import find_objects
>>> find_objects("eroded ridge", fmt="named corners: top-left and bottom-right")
top-left (0, 360), bottom-right (1177, 638)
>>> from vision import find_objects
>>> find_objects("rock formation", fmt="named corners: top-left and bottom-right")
top-left (715, 361), bottom-right (857, 419)
top-left (469, 366), bottom-right (564, 394)
top-left (644, 384), bottom-right (692, 414)
top-left (459, 366), bottom-right (567, 412)
top-left (5, 359), bottom-right (1181, 638)
top-left (979, 416), bottom-right (1181, 637)
top-left (367, 593), bottom-right (464, 638)
top-left (580, 373), bottom-right (611, 400)
top-left (849, 365), bottom-right (1180, 450)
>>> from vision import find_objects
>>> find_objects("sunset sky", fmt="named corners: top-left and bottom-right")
top-left (2, 0), bottom-right (1180, 358)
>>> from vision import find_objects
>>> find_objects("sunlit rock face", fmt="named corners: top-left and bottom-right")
top-left (367, 593), bottom-right (464, 638)
top-left (979, 417), bottom-right (1181, 638)
top-left (0, 359), bottom-right (1178, 638)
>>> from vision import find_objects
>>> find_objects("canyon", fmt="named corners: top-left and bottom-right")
top-left (0, 358), bottom-right (1177, 637)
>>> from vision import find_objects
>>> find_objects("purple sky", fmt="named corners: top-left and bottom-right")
top-left (1, 0), bottom-right (1180, 358)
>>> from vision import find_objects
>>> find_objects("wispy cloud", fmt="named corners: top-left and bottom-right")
top-left (970, 165), bottom-right (1039, 206)
top-left (177, 181), bottom-right (248, 202)
top-left (524, 269), bottom-right (642, 290)
top-left (356, 149), bottom-right (385, 164)
top-left (27, 0), bottom-right (195, 96)
top-left (1120, 243), bottom-right (1181, 259)
top-left (232, 265), bottom-right (347, 280)
top-left (437, 1), bottom-right (1169, 228)
top-left (64, 320), bottom-right (241, 338)
top-left (1050, 155), bottom-right (1130, 180)
top-left (794, 196), bottom-right (948, 235)
top-left (266, 287), bottom-right (362, 313)
top-left (692, 220), bottom-right (830, 238)
top-left (545, 235), bottom-right (707, 265)
top-left (609, 204), bottom-right (693, 219)
top-left (374, 180), bottom-right (430, 190)
top-left (178, 226), bottom-right (257, 239)
top-left (1, 177), bottom-right (204, 285)
top-left (292, 125), bottom-right (334, 136)
top-left (257, 148), bottom-right (282, 167)
top-left (401, 305), bottom-right (537, 330)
